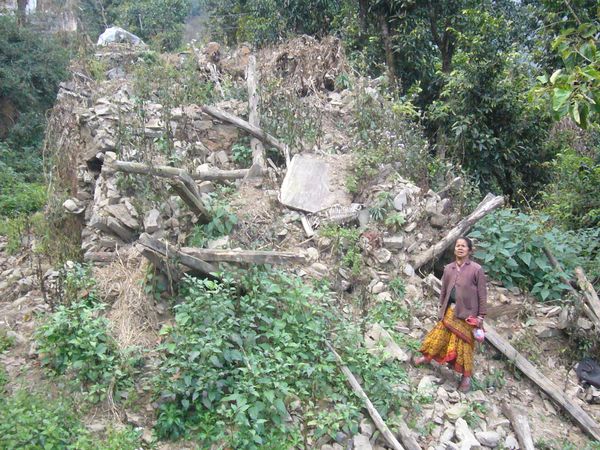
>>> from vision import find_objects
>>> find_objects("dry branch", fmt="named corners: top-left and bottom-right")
top-left (423, 275), bottom-right (600, 441)
top-left (575, 267), bottom-right (600, 323)
top-left (194, 168), bottom-right (249, 181)
top-left (411, 193), bottom-right (504, 270)
top-left (201, 105), bottom-right (291, 167)
top-left (181, 247), bottom-right (306, 265)
top-left (501, 401), bottom-right (535, 450)
top-left (325, 342), bottom-right (414, 450)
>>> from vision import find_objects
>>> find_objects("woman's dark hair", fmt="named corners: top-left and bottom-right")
top-left (456, 236), bottom-right (473, 251)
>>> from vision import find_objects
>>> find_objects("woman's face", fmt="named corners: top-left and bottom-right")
top-left (454, 239), bottom-right (470, 259)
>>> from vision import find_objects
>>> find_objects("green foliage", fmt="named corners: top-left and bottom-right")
top-left (427, 9), bottom-right (553, 198)
top-left (0, 329), bottom-right (15, 353)
top-left (0, 391), bottom-right (85, 449)
top-left (543, 148), bottom-right (600, 229)
top-left (538, 22), bottom-right (600, 128)
top-left (367, 278), bottom-right (409, 328)
top-left (231, 142), bottom-right (253, 168)
top-left (155, 269), bottom-right (409, 447)
top-left (349, 84), bottom-right (430, 192)
top-left (35, 265), bottom-right (133, 402)
top-left (187, 192), bottom-right (238, 247)
top-left (320, 224), bottom-right (363, 276)
top-left (470, 210), bottom-right (599, 301)
top-left (0, 147), bottom-right (46, 217)
top-left (0, 390), bottom-right (142, 450)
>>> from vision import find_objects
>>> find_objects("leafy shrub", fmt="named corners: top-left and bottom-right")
top-left (320, 224), bottom-right (363, 276)
top-left (470, 210), bottom-right (599, 300)
top-left (155, 269), bottom-right (409, 447)
top-left (35, 265), bottom-right (133, 402)
top-left (0, 390), bottom-right (142, 449)
top-left (231, 143), bottom-right (253, 168)
top-left (187, 193), bottom-right (238, 247)
top-left (543, 148), bottom-right (600, 229)
top-left (349, 85), bottom-right (430, 192)
top-left (0, 156), bottom-right (46, 218)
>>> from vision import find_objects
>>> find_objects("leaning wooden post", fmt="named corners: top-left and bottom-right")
top-left (245, 55), bottom-right (266, 176)
top-left (325, 342), bottom-right (418, 450)
top-left (575, 267), bottom-right (600, 323)
top-left (411, 193), bottom-right (504, 270)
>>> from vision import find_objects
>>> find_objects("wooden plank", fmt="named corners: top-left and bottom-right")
top-left (325, 342), bottom-right (414, 450)
top-left (193, 168), bottom-right (249, 181)
top-left (411, 194), bottom-right (504, 270)
top-left (137, 233), bottom-right (218, 277)
top-left (423, 274), bottom-right (600, 441)
top-left (501, 401), bottom-right (535, 450)
top-left (181, 247), bottom-right (306, 265)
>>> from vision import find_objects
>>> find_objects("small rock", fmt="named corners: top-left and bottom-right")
top-left (63, 198), bottom-right (85, 214)
top-left (376, 291), bottom-right (392, 302)
top-left (359, 418), bottom-right (375, 437)
top-left (578, 317), bottom-right (593, 330)
top-left (455, 418), bottom-right (480, 449)
top-left (393, 191), bottom-right (408, 211)
top-left (358, 209), bottom-right (371, 227)
top-left (144, 208), bottom-right (161, 233)
top-left (437, 386), bottom-right (449, 401)
top-left (504, 434), bottom-right (518, 449)
top-left (383, 235), bottom-right (404, 249)
top-left (405, 222), bottom-right (417, 232)
top-left (308, 263), bottom-right (329, 279)
top-left (305, 247), bottom-right (320, 262)
top-left (353, 434), bottom-right (372, 450)
top-left (88, 422), bottom-right (106, 433)
top-left (430, 213), bottom-right (447, 228)
top-left (403, 263), bottom-right (415, 277)
top-left (418, 375), bottom-right (440, 397)
top-left (445, 403), bottom-right (469, 421)
top-left (373, 248), bottom-right (392, 264)
top-left (207, 236), bottom-right (229, 249)
top-left (370, 281), bottom-right (386, 294)
top-left (198, 181), bottom-right (215, 193)
top-left (476, 430), bottom-right (500, 448)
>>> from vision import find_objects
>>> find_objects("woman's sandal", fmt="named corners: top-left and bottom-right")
top-left (458, 376), bottom-right (472, 393)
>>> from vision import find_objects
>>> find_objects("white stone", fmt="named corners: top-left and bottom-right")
top-left (417, 375), bottom-right (439, 397)
top-left (445, 403), bottom-right (469, 421)
top-left (403, 263), bottom-right (415, 277)
top-left (504, 434), bottom-right (518, 449)
top-left (455, 418), bottom-right (480, 449)
top-left (373, 248), bottom-right (392, 264)
top-left (353, 434), bottom-right (372, 450)
top-left (97, 26), bottom-right (144, 46)
top-left (144, 209), bottom-right (161, 233)
top-left (475, 431), bottom-right (500, 448)
top-left (305, 247), bottom-right (319, 262)
top-left (370, 281), bottom-right (386, 294)
top-left (393, 190), bottom-right (408, 211)
top-left (359, 418), bottom-right (375, 437)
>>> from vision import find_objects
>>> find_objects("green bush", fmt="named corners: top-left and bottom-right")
top-left (0, 390), bottom-right (142, 450)
top-left (154, 269), bottom-right (408, 448)
top-left (470, 210), bottom-right (599, 300)
top-left (35, 265), bottom-right (134, 402)
top-left (543, 148), bottom-right (600, 229)
top-left (0, 152), bottom-right (46, 218)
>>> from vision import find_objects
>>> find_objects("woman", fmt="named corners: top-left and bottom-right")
top-left (414, 237), bottom-right (487, 392)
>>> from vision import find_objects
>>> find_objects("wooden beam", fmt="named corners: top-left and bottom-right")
top-left (423, 275), bottom-right (600, 441)
top-left (501, 401), bottom-right (535, 450)
top-left (193, 168), bottom-right (249, 181)
top-left (201, 105), bottom-right (291, 167)
top-left (325, 342), bottom-right (415, 450)
top-left (104, 157), bottom-right (210, 221)
top-left (181, 247), bottom-right (306, 265)
top-left (411, 193), bottom-right (504, 270)
top-left (137, 233), bottom-right (218, 278)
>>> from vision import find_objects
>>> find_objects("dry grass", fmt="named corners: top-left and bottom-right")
top-left (94, 247), bottom-right (159, 349)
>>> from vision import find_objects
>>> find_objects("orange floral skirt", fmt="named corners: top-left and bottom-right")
top-left (419, 305), bottom-right (475, 376)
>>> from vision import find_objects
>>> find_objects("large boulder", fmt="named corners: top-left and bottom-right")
top-left (97, 27), bottom-right (145, 46)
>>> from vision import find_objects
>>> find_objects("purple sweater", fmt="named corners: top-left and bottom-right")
top-left (438, 259), bottom-right (487, 320)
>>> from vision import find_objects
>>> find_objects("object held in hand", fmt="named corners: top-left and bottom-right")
top-left (473, 328), bottom-right (485, 342)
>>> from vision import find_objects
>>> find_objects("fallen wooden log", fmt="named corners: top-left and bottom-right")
top-left (138, 233), bottom-right (218, 278)
top-left (423, 275), bottom-right (600, 441)
top-left (137, 247), bottom-right (181, 292)
top-left (193, 168), bottom-right (249, 181)
top-left (411, 193), bottom-right (504, 270)
top-left (325, 342), bottom-right (416, 450)
top-left (575, 267), bottom-right (600, 323)
top-left (245, 55), bottom-right (266, 176)
top-left (501, 401), bottom-right (535, 450)
top-left (201, 105), bottom-right (291, 167)
top-left (170, 179), bottom-right (210, 222)
top-left (181, 247), bottom-right (305, 265)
